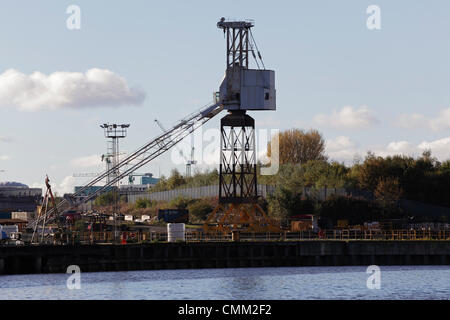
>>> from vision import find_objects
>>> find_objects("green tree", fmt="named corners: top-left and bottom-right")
top-left (151, 175), bottom-right (168, 192)
top-left (167, 169), bottom-right (186, 189)
top-left (168, 195), bottom-right (196, 209)
top-left (94, 190), bottom-right (119, 206)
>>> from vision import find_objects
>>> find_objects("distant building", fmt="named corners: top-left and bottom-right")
top-left (0, 182), bottom-right (42, 214)
top-left (71, 174), bottom-right (160, 208)
top-left (73, 185), bottom-right (114, 197)
top-left (140, 174), bottom-right (160, 186)
top-left (121, 173), bottom-right (160, 193)
top-left (11, 211), bottom-right (36, 221)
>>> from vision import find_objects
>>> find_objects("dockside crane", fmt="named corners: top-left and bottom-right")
top-left (30, 18), bottom-right (278, 235)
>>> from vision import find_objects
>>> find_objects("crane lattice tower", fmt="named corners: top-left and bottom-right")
top-left (203, 18), bottom-right (279, 233)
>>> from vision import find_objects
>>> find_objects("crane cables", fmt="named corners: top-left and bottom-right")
top-left (249, 29), bottom-right (265, 70)
top-left (29, 102), bottom-right (223, 229)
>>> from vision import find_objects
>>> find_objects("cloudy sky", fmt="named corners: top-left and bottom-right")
top-left (1, 0), bottom-right (450, 194)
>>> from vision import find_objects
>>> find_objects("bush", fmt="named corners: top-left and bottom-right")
top-left (94, 190), bottom-right (121, 206)
top-left (168, 195), bottom-right (196, 209)
top-left (188, 200), bottom-right (213, 222)
top-left (135, 198), bottom-right (155, 209)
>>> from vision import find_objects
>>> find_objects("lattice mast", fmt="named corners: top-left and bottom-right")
top-left (101, 124), bottom-right (129, 184)
top-left (204, 18), bottom-right (278, 232)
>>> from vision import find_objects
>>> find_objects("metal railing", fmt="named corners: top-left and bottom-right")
top-left (52, 229), bottom-right (450, 245)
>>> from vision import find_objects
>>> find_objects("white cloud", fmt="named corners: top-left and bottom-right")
top-left (384, 141), bottom-right (415, 154)
top-left (418, 137), bottom-right (450, 160)
top-left (58, 175), bottom-right (77, 195)
top-left (70, 154), bottom-right (102, 168)
top-left (397, 113), bottom-right (427, 129)
top-left (429, 108), bottom-right (450, 131)
top-left (0, 68), bottom-right (145, 111)
top-left (326, 136), bottom-right (357, 150)
top-left (326, 136), bottom-right (450, 163)
top-left (314, 106), bottom-right (378, 130)
top-left (397, 108), bottom-right (450, 132)
top-left (0, 155), bottom-right (10, 160)
top-left (326, 136), bottom-right (359, 162)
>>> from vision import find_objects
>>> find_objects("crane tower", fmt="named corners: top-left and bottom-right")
top-left (203, 18), bottom-right (279, 232)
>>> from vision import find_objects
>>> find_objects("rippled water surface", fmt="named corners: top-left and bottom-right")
top-left (0, 266), bottom-right (449, 300)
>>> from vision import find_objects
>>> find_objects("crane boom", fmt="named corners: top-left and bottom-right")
top-left (30, 102), bottom-right (223, 228)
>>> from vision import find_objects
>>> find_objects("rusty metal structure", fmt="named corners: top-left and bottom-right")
top-left (203, 19), bottom-right (279, 233)
top-left (31, 176), bottom-right (61, 243)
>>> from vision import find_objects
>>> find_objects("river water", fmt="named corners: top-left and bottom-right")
top-left (0, 266), bottom-right (449, 300)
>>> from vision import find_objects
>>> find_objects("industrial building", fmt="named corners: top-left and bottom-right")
top-left (0, 182), bottom-right (42, 215)
top-left (72, 173), bottom-right (160, 209)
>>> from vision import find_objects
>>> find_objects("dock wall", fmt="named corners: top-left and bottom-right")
top-left (0, 241), bottom-right (449, 275)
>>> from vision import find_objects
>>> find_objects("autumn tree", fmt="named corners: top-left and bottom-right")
top-left (267, 129), bottom-right (326, 165)
top-left (166, 169), bottom-right (186, 190)
top-left (374, 177), bottom-right (403, 204)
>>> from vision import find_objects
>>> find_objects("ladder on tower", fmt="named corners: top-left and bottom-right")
top-left (29, 102), bottom-right (223, 229)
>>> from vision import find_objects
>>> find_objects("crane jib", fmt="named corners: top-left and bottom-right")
top-left (30, 103), bottom-right (223, 228)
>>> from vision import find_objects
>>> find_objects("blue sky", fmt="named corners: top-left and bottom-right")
top-left (1, 0), bottom-right (450, 193)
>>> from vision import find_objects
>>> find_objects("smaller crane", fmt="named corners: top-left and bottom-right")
top-left (184, 147), bottom-right (197, 178)
top-left (154, 119), bottom-right (197, 177)
top-left (31, 175), bottom-right (61, 244)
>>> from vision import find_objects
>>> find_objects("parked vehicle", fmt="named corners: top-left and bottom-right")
top-left (158, 209), bottom-right (189, 223)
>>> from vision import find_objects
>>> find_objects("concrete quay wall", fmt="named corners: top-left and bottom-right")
top-left (0, 241), bottom-right (449, 275)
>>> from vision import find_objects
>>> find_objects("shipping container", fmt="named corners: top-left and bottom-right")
top-left (158, 209), bottom-right (189, 223)
top-left (0, 212), bottom-right (12, 219)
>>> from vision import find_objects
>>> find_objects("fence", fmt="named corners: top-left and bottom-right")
top-left (127, 185), bottom-right (276, 203)
top-left (126, 185), bottom-right (368, 204)
top-left (56, 229), bottom-right (450, 245)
